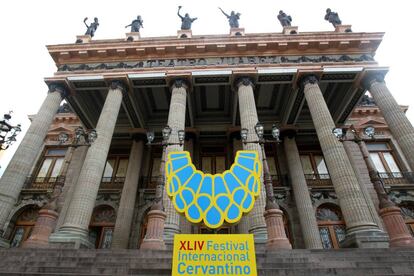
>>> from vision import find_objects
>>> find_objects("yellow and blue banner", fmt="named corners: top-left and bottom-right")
top-left (172, 234), bottom-right (257, 276)
top-left (165, 151), bottom-right (262, 228)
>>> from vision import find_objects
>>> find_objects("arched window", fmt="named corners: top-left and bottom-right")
top-left (399, 202), bottom-right (414, 236)
top-left (10, 207), bottom-right (39, 248)
top-left (316, 203), bottom-right (346, 249)
top-left (88, 205), bottom-right (116, 249)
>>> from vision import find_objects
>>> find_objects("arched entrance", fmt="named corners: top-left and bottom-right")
top-left (316, 203), bottom-right (346, 249)
top-left (88, 205), bottom-right (116, 249)
top-left (399, 202), bottom-right (414, 236)
top-left (9, 206), bottom-right (40, 248)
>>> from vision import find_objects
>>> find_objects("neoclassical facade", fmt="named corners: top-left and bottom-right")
top-left (1, 25), bottom-right (414, 251)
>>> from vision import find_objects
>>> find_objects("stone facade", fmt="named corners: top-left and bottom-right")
top-left (1, 26), bottom-right (414, 254)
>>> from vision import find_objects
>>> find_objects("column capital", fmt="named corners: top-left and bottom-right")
top-left (109, 80), bottom-right (127, 94)
top-left (361, 72), bottom-right (385, 90)
top-left (298, 74), bottom-right (320, 88)
top-left (234, 76), bottom-right (255, 89)
top-left (169, 78), bottom-right (189, 91)
top-left (48, 83), bottom-right (68, 99)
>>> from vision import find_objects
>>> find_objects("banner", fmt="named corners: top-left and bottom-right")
top-left (172, 234), bottom-right (257, 276)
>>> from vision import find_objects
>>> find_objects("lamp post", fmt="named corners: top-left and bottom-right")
top-left (0, 111), bottom-right (21, 151)
top-left (140, 125), bottom-right (185, 250)
top-left (333, 125), bottom-right (414, 247)
top-left (241, 122), bottom-right (291, 250)
top-left (22, 126), bottom-right (97, 248)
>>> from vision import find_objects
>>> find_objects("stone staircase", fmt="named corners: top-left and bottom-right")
top-left (0, 248), bottom-right (414, 275)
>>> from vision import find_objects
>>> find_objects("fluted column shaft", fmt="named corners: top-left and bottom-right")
top-left (284, 136), bottom-right (323, 249)
top-left (366, 77), bottom-right (414, 170)
top-left (112, 140), bottom-right (144, 248)
top-left (302, 76), bottom-right (379, 236)
top-left (236, 78), bottom-right (267, 239)
top-left (0, 86), bottom-right (64, 238)
top-left (163, 80), bottom-right (187, 239)
top-left (50, 83), bottom-right (124, 247)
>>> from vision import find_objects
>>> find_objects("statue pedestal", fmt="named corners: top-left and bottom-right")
top-left (283, 26), bottom-right (298, 35)
top-left (140, 210), bottom-right (167, 250)
top-left (76, 35), bottom-right (92, 43)
top-left (22, 209), bottom-right (58, 248)
top-left (177, 30), bottom-right (192, 39)
top-left (230, 28), bottom-right (245, 36)
top-left (380, 206), bottom-right (414, 248)
top-left (335, 25), bottom-right (352, 33)
top-left (264, 209), bottom-right (292, 250)
top-left (126, 32), bottom-right (141, 41)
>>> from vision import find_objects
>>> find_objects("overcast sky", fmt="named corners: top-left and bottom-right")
top-left (0, 0), bottom-right (413, 175)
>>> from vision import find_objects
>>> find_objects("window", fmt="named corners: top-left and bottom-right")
top-left (316, 204), bottom-right (346, 249)
top-left (88, 205), bottom-right (116, 249)
top-left (300, 153), bottom-right (330, 179)
top-left (399, 203), bottom-right (414, 236)
top-left (34, 148), bottom-right (67, 186)
top-left (201, 156), bottom-right (226, 174)
top-left (366, 143), bottom-right (402, 178)
top-left (10, 207), bottom-right (39, 248)
top-left (101, 155), bottom-right (129, 188)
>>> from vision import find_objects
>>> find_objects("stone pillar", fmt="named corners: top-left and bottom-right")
top-left (364, 74), bottom-right (414, 171)
top-left (111, 140), bottom-right (144, 249)
top-left (55, 146), bottom-right (89, 230)
top-left (0, 84), bottom-right (65, 248)
top-left (343, 139), bottom-right (385, 230)
top-left (49, 81), bottom-right (124, 248)
top-left (163, 79), bottom-right (187, 240)
top-left (284, 134), bottom-right (323, 249)
top-left (236, 77), bottom-right (267, 240)
top-left (233, 138), bottom-right (249, 234)
top-left (301, 75), bottom-right (388, 248)
top-left (180, 138), bottom-right (194, 234)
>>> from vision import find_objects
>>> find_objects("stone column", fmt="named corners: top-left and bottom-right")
top-left (163, 79), bottom-right (187, 240)
top-left (236, 77), bottom-right (267, 240)
top-left (49, 81), bottom-right (124, 248)
top-left (55, 146), bottom-right (89, 230)
top-left (364, 74), bottom-right (414, 171)
top-left (233, 138), bottom-right (249, 234)
top-left (180, 138), bottom-right (194, 234)
top-left (284, 134), bottom-right (323, 249)
top-left (111, 140), bottom-right (144, 248)
top-left (301, 75), bottom-right (388, 248)
top-left (0, 84), bottom-right (65, 248)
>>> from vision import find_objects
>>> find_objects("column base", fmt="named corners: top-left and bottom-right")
top-left (22, 209), bottom-right (58, 248)
top-left (0, 237), bottom-right (10, 248)
top-left (380, 206), bottom-right (414, 248)
top-left (48, 226), bottom-right (93, 249)
top-left (340, 229), bottom-right (389, 248)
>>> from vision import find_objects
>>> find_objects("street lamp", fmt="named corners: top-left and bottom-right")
top-left (333, 125), bottom-right (414, 247)
top-left (140, 125), bottom-right (185, 250)
top-left (241, 122), bottom-right (292, 250)
top-left (0, 111), bottom-right (21, 151)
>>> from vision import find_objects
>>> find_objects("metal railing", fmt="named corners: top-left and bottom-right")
top-left (271, 174), bottom-right (289, 187)
top-left (379, 172), bottom-right (414, 185)
top-left (23, 176), bottom-right (65, 190)
top-left (304, 174), bottom-right (332, 187)
top-left (140, 176), bottom-right (163, 189)
top-left (100, 177), bottom-right (125, 190)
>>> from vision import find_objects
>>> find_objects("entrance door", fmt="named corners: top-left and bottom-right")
top-left (88, 205), bottom-right (116, 249)
top-left (10, 207), bottom-right (39, 248)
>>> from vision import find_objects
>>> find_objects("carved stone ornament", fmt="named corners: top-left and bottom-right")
top-left (361, 73), bottom-right (386, 90)
top-left (235, 77), bottom-right (254, 88)
top-left (109, 80), bottom-right (127, 94)
top-left (48, 83), bottom-right (68, 98)
top-left (170, 78), bottom-right (189, 90)
top-left (300, 75), bottom-right (319, 87)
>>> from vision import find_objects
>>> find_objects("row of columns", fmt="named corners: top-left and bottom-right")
top-left (0, 72), bottom-right (413, 249)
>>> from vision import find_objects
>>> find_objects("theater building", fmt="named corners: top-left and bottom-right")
top-left (1, 22), bottom-right (414, 274)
